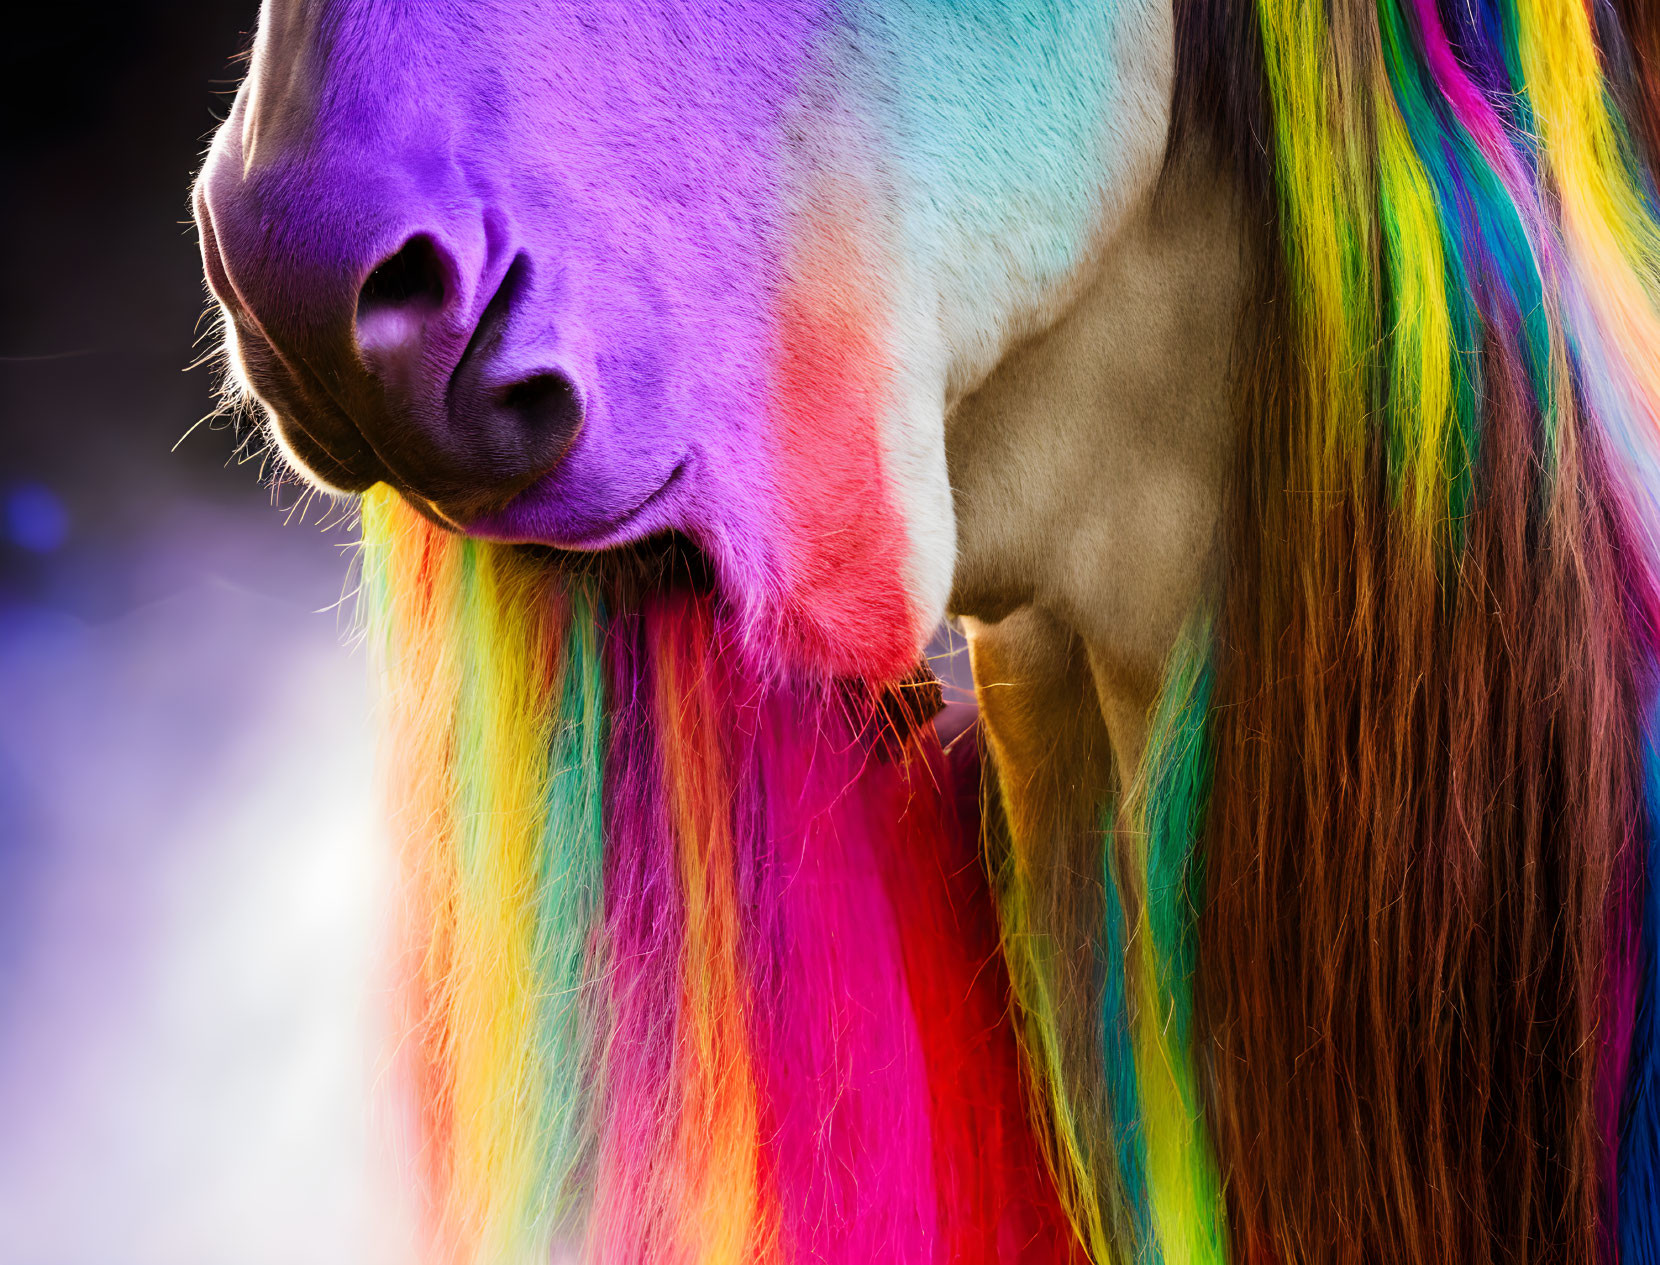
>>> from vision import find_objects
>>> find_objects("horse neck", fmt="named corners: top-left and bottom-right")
top-left (946, 161), bottom-right (1244, 787)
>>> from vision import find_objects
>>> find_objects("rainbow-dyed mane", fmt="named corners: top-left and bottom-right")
top-left (1186, 5), bottom-right (1660, 1259)
top-left (994, 3), bottom-right (1660, 1262)
top-left (197, 1), bottom-right (1660, 1262)
top-left (357, 491), bottom-right (1073, 1261)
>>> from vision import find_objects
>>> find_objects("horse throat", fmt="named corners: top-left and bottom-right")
top-left (946, 165), bottom-right (1244, 784)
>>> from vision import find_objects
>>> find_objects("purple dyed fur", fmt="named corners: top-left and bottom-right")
top-left (200, 2), bottom-right (819, 592)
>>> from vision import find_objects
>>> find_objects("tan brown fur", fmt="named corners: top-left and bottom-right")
top-left (948, 166), bottom-right (1244, 784)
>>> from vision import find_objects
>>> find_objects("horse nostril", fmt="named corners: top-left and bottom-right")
top-left (498, 372), bottom-right (584, 475)
top-left (361, 235), bottom-right (445, 309)
top-left (488, 370), bottom-right (587, 491)
top-left (356, 235), bottom-right (447, 354)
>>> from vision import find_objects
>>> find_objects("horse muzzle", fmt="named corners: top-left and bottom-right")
top-left (195, 151), bottom-right (582, 529)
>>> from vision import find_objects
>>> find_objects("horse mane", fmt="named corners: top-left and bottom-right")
top-left (1154, 2), bottom-right (1660, 1260)
top-left (357, 489), bottom-right (1084, 1262)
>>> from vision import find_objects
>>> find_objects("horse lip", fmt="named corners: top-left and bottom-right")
top-left (579, 459), bottom-right (688, 542)
top-left (469, 458), bottom-right (690, 547)
top-left (220, 314), bottom-right (390, 492)
top-left (398, 493), bottom-right (469, 534)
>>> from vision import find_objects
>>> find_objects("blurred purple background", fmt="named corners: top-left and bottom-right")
top-left (1, 7), bottom-right (413, 1261)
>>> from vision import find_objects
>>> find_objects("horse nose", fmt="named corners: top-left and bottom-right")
top-left (200, 167), bottom-right (584, 522)
top-left (350, 237), bottom-right (584, 521)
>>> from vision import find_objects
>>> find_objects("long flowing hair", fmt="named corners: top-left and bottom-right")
top-left (1175, 2), bottom-right (1660, 1261)
top-left (357, 489), bottom-right (1081, 1263)
top-left (996, 3), bottom-right (1660, 1263)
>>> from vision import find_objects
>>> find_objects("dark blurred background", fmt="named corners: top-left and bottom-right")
top-left (1, 7), bottom-right (409, 1261)
top-left (6, 3), bottom-right (269, 595)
